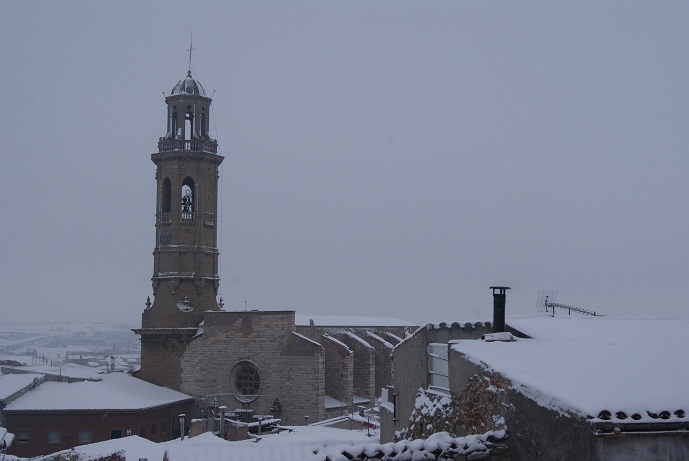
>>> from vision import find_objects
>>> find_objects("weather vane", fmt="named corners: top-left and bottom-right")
top-left (187, 30), bottom-right (195, 73)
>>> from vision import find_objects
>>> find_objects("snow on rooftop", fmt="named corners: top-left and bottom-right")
top-left (322, 334), bottom-right (352, 352)
top-left (296, 314), bottom-right (415, 327)
top-left (33, 435), bottom-right (163, 461)
top-left (385, 332), bottom-right (404, 343)
top-left (452, 314), bottom-right (689, 421)
top-left (2, 362), bottom-right (105, 380)
top-left (325, 395), bottom-right (347, 409)
top-left (30, 425), bottom-right (505, 461)
top-left (343, 331), bottom-right (373, 349)
top-left (164, 427), bottom-right (375, 461)
top-left (291, 332), bottom-right (321, 347)
top-left (0, 427), bottom-right (14, 448)
top-left (365, 331), bottom-right (394, 349)
top-left (0, 373), bottom-right (42, 400)
top-left (5, 372), bottom-right (192, 412)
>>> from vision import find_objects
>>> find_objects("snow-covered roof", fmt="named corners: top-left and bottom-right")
top-left (343, 331), bottom-right (373, 349)
top-left (2, 362), bottom-right (105, 380)
top-left (32, 435), bottom-right (162, 461)
top-left (165, 428), bottom-right (374, 461)
top-left (5, 372), bottom-right (192, 412)
top-left (291, 332), bottom-right (321, 347)
top-left (0, 373), bottom-right (42, 400)
top-left (322, 334), bottom-right (352, 353)
top-left (365, 331), bottom-right (393, 349)
top-left (170, 71), bottom-right (207, 97)
top-left (452, 314), bottom-right (689, 423)
top-left (296, 314), bottom-right (415, 327)
top-left (0, 427), bottom-right (14, 448)
top-left (324, 395), bottom-right (346, 409)
top-left (31, 426), bottom-right (505, 461)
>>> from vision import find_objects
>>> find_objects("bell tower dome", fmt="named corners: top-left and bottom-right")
top-left (135, 67), bottom-right (224, 390)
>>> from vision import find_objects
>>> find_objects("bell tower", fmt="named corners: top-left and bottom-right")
top-left (135, 68), bottom-right (224, 390)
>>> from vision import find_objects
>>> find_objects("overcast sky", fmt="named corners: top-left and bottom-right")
top-left (1, 1), bottom-right (687, 326)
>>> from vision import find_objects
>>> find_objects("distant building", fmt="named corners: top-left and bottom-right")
top-left (2, 368), bottom-right (193, 458)
top-left (134, 69), bottom-right (415, 424)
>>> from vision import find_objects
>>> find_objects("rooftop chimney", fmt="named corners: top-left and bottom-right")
top-left (490, 286), bottom-right (511, 333)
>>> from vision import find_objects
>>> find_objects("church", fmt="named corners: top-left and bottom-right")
top-left (134, 67), bottom-right (415, 425)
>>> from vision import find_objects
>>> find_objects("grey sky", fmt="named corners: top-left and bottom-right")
top-left (1, 1), bottom-right (687, 326)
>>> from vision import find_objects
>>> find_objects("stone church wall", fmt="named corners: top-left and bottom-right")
top-left (322, 335), bottom-right (353, 405)
top-left (336, 332), bottom-right (376, 403)
top-left (295, 324), bottom-right (414, 399)
top-left (180, 310), bottom-right (325, 425)
top-left (364, 333), bottom-right (395, 399)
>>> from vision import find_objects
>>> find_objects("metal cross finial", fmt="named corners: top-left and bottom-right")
top-left (187, 30), bottom-right (195, 73)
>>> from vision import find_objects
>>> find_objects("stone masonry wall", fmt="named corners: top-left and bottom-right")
top-left (295, 325), bottom-right (413, 400)
top-left (322, 335), bottom-right (353, 405)
top-left (180, 310), bottom-right (325, 425)
top-left (364, 333), bottom-right (395, 398)
top-left (137, 333), bottom-right (188, 390)
top-left (336, 332), bottom-right (375, 403)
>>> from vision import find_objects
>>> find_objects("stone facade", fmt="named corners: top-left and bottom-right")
top-left (294, 324), bottom-right (411, 401)
top-left (340, 333), bottom-right (376, 403)
top-left (322, 335), bottom-right (353, 407)
top-left (180, 311), bottom-right (325, 425)
top-left (178, 310), bottom-right (414, 425)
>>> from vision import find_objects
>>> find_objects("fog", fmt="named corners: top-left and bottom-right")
top-left (1, 1), bottom-right (687, 325)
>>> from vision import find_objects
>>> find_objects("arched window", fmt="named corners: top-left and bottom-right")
top-left (181, 177), bottom-right (195, 221)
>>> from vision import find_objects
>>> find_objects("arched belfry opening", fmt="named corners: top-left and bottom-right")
top-left (181, 176), bottom-right (195, 221)
top-left (184, 109), bottom-right (194, 141)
